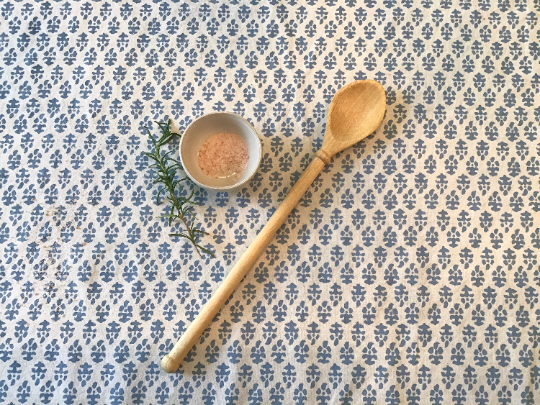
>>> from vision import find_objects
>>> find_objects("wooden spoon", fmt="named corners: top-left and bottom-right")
top-left (161, 80), bottom-right (386, 373)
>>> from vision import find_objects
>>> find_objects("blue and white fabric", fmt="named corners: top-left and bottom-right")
top-left (0, 0), bottom-right (539, 404)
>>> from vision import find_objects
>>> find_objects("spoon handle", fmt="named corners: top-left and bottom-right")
top-left (161, 154), bottom-right (328, 373)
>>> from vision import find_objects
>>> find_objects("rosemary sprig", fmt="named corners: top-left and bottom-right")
top-left (142, 120), bottom-right (214, 258)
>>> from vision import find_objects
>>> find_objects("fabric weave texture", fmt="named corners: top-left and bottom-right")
top-left (0, 0), bottom-right (539, 404)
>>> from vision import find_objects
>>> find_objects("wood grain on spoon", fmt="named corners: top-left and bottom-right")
top-left (161, 80), bottom-right (386, 373)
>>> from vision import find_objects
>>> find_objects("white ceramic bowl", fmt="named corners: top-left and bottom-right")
top-left (179, 112), bottom-right (262, 191)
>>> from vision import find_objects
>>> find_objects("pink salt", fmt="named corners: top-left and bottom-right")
top-left (198, 132), bottom-right (249, 179)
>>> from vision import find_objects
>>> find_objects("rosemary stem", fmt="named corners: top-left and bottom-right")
top-left (144, 120), bottom-right (213, 258)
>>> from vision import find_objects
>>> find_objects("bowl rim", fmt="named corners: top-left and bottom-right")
top-left (179, 111), bottom-right (263, 191)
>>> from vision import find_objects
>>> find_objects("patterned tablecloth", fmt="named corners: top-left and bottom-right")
top-left (1, 0), bottom-right (540, 404)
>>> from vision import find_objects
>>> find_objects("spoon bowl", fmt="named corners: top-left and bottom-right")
top-left (322, 80), bottom-right (386, 157)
